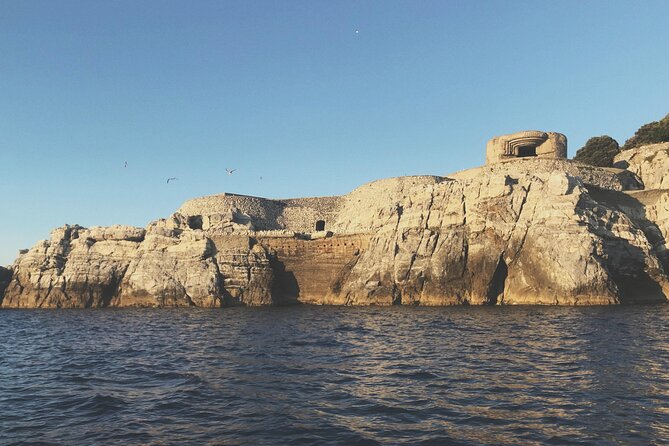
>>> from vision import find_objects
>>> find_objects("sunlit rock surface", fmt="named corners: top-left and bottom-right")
top-left (2, 158), bottom-right (668, 307)
top-left (614, 142), bottom-right (669, 190)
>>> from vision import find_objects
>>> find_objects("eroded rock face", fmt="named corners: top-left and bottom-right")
top-left (0, 266), bottom-right (11, 303)
top-left (328, 165), bottom-right (667, 305)
top-left (614, 143), bottom-right (669, 190)
top-left (451, 159), bottom-right (642, 191)
top-left (114, 231), bottom-right (221, 307)
top-left (2, 158), bottom-right (668, 307)
top-left (587, 187), bottom-right (669, 278)
top-left (0, 220), bottom-right (279, 308)
top-left (1, 225), bottom-right (145, 308)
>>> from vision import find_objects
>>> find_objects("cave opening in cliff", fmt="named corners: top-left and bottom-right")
top-left (315, 220), bottom-right (325, 231)
top-left (188, 215), bottom-right (203, 230)
top-left (516, 145), bottom-right (537, 157)
top-left (486, 255), bottom-right (508, 304)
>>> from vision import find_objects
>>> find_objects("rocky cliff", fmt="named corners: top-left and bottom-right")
top-left (326, 160), bottom-right (666, 305)
top-left (0, 266), bottom-right (11, 298)
top-left (614, 142), bottom-right (669, 190)
top-left (2, 153), bottom-right (669, 308)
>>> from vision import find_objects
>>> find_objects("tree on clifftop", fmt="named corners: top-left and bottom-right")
top-left (622, 113), bottom-right (669, 150)
top-left (573, 135), bottom-right (620, 167)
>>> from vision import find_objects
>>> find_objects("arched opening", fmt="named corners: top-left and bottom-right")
top-left (315, 220), bottom-right (325, 231)
top-left (516, 145), bottom-right (537, 157)
top-left (187, 215), bottom-right (203, 230)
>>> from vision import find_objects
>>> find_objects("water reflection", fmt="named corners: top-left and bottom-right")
top-left (1, 305), bottom-right (668, 445)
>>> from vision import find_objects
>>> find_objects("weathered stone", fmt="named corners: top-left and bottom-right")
top-left (2, 132), bottom-right (669, 308)
top-left (177, 193), bottom-right (342, 233)
top-left (0, 266), bottom-right (11, 304)
top-left (614, 142), bottom-right (669, 190)
top-left (327, 167), bottom-right (667, 305)
top-left (453, 159), bottom-right (642, 191)
top-left (2, 225), bottom-right (140, 308)
top-left (213, 236), bottom-right (277, 306)
top-left (486, 130), bottom-right (567, 164)
top-left (587, 187), bottom-right (669, 278)
top-left (0, 223), bottom-right (277, 308)
top-left (114, 231), bottom-right (222, 307)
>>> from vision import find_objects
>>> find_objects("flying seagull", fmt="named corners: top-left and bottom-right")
top-left (167, 177), bottom-right (178, 183)
top-left (226, 168), bottom-right (236, 175)
top-left (124, 161), bottom-right (128, 168)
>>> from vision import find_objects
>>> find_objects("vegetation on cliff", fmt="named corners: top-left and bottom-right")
top-left (622, 113), bottom-right (669, 150)
top-left (573, 135), bottom-right (620, 167)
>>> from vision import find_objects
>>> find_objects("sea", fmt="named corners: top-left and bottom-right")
top-left (1, 305), bottom-right (668, 445)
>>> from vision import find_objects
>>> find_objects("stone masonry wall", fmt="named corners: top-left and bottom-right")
top-left (280, 197), bottom-right (342, 232)
top-left (256, 234), bottom-right (370, 304)
top-left (178, 193), bottom-right (343, 233)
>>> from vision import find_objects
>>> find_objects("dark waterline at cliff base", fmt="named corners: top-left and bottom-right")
top-left (1, 306), bottom-right (668, 445)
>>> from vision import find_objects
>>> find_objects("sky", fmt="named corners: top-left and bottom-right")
top-left (1, 0), bottom-right (669, 265)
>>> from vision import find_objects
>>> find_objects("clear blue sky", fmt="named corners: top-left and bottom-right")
top-left (2, 0), bottom-right (669, 265)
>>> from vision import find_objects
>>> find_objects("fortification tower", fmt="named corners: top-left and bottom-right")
top-left (486, 130), bottom-right (567, 164)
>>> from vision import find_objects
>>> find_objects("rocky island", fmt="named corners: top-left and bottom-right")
top-left (2, 130), bottom-right (669, 308)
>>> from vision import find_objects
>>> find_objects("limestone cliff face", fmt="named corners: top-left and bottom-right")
top-left (614, 142), bottom-right (669, 190)
top-left (2, 159), bottom-right (668, 307)
top-left (327, 162), bottom-right (667, 305)
top-left (1, 220), bottom-right (280, 308)
top-left (3, 225), bottom-right (144, 308)
top-left (0, 266), bottom-right (11, 301)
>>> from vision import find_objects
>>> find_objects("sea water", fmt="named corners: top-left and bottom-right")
top-left (1, 305), bottom-right (668, 445)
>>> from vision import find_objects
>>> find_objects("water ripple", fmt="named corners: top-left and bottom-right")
top-left (1, 305), bottom-right (668, 445)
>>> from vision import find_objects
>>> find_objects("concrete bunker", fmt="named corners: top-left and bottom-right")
top-left (315, 220), bottom-right (326, 231)
top-left (486, 130), bottom-right (567, 164)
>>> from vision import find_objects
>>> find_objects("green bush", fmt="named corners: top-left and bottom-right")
top-left (573, 135), bottom-right (620, 167)
top-left (622, 113), bottom-right (669, 150)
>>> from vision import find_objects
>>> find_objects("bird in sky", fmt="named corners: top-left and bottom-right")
top-left (226, 168), bottom-right (237, 175)
top-left (355, 29), bottom-right (359, 34)
top-left (259, 176), bottom-right (263, 181)
top-left (167, 177), bottom-right (178, 184)
top-left (124, 161), bottom-right (128, 168)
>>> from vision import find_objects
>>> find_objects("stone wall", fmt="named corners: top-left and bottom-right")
top-left (177, 176), bottom-right (451, 236)
top-left (177, 193), bottom-right (285, 230)
top-left (255, 234), bottom-right (370, 304)
top-left (177, 193), bottom-right (343, 233)
top-left (279, 197), bottom-right (342, 232)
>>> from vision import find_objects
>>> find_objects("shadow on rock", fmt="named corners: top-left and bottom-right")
top-left (587, 185), bottom-right (669, 303)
